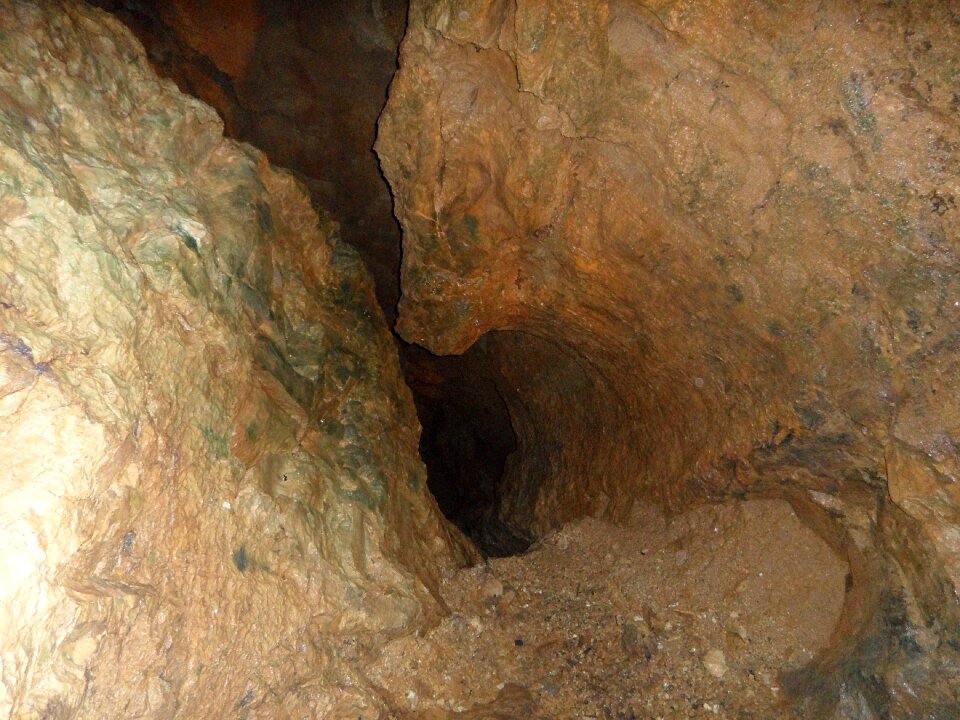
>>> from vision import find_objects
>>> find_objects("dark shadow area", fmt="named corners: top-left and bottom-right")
top-left (403, 340), bottom-right (533, 557)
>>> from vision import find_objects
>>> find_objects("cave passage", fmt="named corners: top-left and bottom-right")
top-left (87, 0), bottom-right (871, 563)
top-left (87, 0), bottom-right (854, 563)
top-left (403, 338), bottom-right (532, 556)
top-left (79, 2), bottom-right (960, 715)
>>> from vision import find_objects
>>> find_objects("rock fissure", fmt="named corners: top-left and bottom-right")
top-left (1, 0), bottom-right (959, 718)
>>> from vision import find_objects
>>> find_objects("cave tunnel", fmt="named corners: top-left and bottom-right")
top-left (2, 0), bottom-right (960, 718)
top-left (90, 0), bottom-right (529, 556)
top-left (403, 337), bottom-right (527, 556)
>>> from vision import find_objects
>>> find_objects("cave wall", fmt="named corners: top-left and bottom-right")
top-left (3, 0), bottom-right (959, 715)
top-left (91, 0), bottom-right (410, 318)
top-left (0, 2), bottom-right (469, 717)
top-left (378, 0), bottom-right (960, 562)
top-left (376, 0), bottom-right (960, 714)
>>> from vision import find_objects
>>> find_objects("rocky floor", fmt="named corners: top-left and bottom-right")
top-left (367, 499), bottom-right (849, 719)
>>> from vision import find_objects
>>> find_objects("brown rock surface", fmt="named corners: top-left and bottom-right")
top-left (369, 498), bottom-right (849, 718)
top-left (3, 0), bottom-right (960, 716)
top-left (92, 0), bottom-right (410, 317)
top-left (376, 0), bottom-right (960, 714)
top-left (0, 2), bottom-right (470, 717)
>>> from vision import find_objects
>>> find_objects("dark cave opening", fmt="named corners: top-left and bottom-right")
top-left (402, 339), bottom-right (532, 557)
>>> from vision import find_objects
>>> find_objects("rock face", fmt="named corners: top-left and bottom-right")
top-left (91, 0), bottom-right (410, 318)
top-left (0, 2), bottom-right (468, 717)
top-left (377, 0), bottom-right (960, 714)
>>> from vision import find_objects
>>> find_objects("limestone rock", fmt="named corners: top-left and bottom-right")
top-left (0, 2), bottom-right (468, 716)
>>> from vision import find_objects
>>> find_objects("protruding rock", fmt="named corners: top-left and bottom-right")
top-left (0, 3), bottom-right (469, 716)
top-left (702, 649), bottom-right (728, 680)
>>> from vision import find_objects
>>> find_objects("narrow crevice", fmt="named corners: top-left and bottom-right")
top-left (402, 338), bottom-right (533, 557)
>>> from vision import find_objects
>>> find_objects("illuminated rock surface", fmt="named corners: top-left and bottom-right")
top-left (376, 0), bottom-right (960, 715)
top-left (0, 3), bottom-right (469, 717)
top-left (3, 0), bottom-right (960, 717)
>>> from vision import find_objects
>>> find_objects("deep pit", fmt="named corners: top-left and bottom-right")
top-left (2, 1), bottom-right (959, 718)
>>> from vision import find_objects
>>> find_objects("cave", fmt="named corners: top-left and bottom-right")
top-left (1, 1), bottom-right (959, 718)
top-left (403, 336), bottom-right (528, 556)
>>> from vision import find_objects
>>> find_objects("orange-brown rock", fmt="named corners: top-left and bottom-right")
top-left (4, 0), bottom-right (960, 716)
top-left (0, 3), bottom-right (470, 717)
top-left (93, 0), bottom-right (410, 318)
top-left (377, 0), bottom-right (960, 714)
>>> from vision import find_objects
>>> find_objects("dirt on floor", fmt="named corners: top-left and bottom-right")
top-left (366, 498), bottom-right (850, 719)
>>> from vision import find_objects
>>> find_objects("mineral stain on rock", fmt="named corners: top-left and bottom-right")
top-left (232, 545), bottom-right (249, 573)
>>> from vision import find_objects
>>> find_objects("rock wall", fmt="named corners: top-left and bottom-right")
top-left (0, 2), bottom-right (468, 717)
top-left (91, 0), bottom-right (410, 319)
top-left (377, 0), bottom-right (960, 714)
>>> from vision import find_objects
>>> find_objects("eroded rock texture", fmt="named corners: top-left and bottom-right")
top-left (377, 0), bottom-right (960, 715)
top-left (91, 0), bottom-right (410, 318)
top-left (0, 2), bottom-right (469, 717)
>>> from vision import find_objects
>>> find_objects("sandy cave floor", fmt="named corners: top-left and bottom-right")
top-left (366, 498), bottom-right (849, 719)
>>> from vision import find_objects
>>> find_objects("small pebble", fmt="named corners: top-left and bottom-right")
top-left (702, 649), bottom-right (727, 679)
top-left (480, 574), bottom-right (504, 600)
top-left (757, 669), bottom-right (780, 692)
top-left (727, 622), bottom-right (749, 643)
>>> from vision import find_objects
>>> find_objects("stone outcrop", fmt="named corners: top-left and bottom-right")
top-left (377, 0), bottom-right (960, 714)
top-left (0, 2), bottom-right (468, 717)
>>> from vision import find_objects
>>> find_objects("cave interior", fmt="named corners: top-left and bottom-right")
top-left (2, 0), bottom-right (959, 717)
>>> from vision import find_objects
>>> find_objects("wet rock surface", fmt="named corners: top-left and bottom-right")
top-left (0, 3), bottom-right (470, 716)
top-left (377, 0), bottom-right (960, 713)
